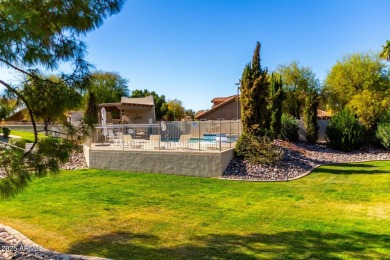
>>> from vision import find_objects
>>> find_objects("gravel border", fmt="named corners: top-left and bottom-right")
top-left (222, 142), bottom-right (390, 181)
top-left (0, 224), bottom-right (111, 260)
top-left (1, 152), bottom-right (92, 260)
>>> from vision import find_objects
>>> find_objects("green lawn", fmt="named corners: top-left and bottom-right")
top-left (0, 161), bottom-right (389, 259)
top-left (8, 129), bottom-right (45, 143)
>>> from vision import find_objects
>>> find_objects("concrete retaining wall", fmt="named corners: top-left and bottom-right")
top-left (83, 145), bottom-right (90, 167)
top-left (5, 125), bottom-right (46, 132)
top-left (88, 149), bottom-right (234, 177)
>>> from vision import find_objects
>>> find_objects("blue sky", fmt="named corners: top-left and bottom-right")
top-left (1, 0), bottom-right (389, 111)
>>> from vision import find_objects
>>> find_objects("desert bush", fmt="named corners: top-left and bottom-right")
top-left (2, 127), bottom-right (10, 139)
top-left (24, 137), bottom-right (75, 177)
top-left (8, 138), bottom-right (26, 149)
top-left (326, 109), bottom-right (363, 151)
top-left (281, 114), bottom-right (299, 142)
top-left (376, 110), bottom-right (390, 150)
top-left (376, 123), bottom-right (390, 150)
top-left (235, 133), bottom-right (283, 164)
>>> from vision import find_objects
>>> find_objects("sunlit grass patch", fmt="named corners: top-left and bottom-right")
top-left (0, 161), bottom-right (389, 259)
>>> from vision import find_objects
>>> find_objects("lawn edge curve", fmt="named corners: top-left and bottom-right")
top-left (0, 224), bottom-right (111, 260)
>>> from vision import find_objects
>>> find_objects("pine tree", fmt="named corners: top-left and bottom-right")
top-left (0, 0), bottom-right (124, 198)
top-left (304, 89), bottom-right (319, 143)
top-left (240, 42), bottom-right (269, 136)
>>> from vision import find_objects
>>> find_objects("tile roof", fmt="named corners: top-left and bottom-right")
top-left (195, 95), bottom-right (238, 119)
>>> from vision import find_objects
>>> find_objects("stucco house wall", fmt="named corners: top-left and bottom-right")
top-left (197, 100), bottom-right (241, 121)
top-left (100, 95), bottom-right (156, 124)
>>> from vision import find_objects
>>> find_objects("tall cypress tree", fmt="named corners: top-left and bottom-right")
top-left (304, 89), bottom-right (319, 143)
top-left (84, 91), bottom-right (99, 125)
top-left (240, 42), bottom-right (269, 136)
top-left (268, 73), bottom-right (284, 138)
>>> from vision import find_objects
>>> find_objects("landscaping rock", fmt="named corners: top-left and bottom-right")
top-left (223, 142), bottom-right (390, 181)
top-left (0, 225), bottom-right (110, 260)
top-left (60, 151), bottom-right (88, 170)
top-left (0, 151), bottom-right (88, 180)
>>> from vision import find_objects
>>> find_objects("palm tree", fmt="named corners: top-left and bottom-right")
top-left (380, 40), bottom-right (390, 61)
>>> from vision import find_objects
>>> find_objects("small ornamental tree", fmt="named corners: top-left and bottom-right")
top-left (304, 89), bottom-right (319, 143)
top-left (22, 75), bottom-right (83, 135)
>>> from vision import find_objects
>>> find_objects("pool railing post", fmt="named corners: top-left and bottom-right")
top-left (198, 121), bottom-right (201, 151)
top-left (238, 120), bottom-right (240, 137)
top-left (229, 121), bottom-right (232, 149)
top-left (158, 133), bottom-right (160, 151)
top-left (122, 124), bottom-right (124, 150)
top-left (219, 121), bottom-right (222, 152)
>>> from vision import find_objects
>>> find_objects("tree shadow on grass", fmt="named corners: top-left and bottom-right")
top-left (67, 230), bottom-right (390, 260)
top-left (314, 164), bottom-right (390, 175)
top-left (327, 163), bottom-right (377, 168)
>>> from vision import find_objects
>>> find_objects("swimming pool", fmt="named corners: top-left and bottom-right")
top-left (162, 134), bottom-right (237, 143)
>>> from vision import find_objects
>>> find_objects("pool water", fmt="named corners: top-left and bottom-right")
top-left (161, 137), bottom-right (214, 143)
top-left (162, 134), bottom-right (237, 143)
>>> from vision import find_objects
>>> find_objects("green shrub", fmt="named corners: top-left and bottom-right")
top-left (25, 137), bottom-right (74, 177)
top-left (0, 148), bottom-right (30, 198)
top-left (376, 110), bottom-right (390, 150)
top-left (8, 138), bottom-right (26, 149)
top-left (304, 90), bottom-right (319, 144)
top-left (36, 137), bottom-right (73, 161)
top-left (281, 114), bottom-right (299, 142)
top-left (235, 133), bottom-right (283, 164)
top-left (376, 123), bottom-right (390, 150)
top-left (2, 127), bottom-right (11, 139)
top-left (326, 109), bottom-right (363, 151)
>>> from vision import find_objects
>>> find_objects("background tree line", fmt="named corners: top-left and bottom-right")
top-left (1, 70), bottom-right (195, 127)
top-left (236, 40), bottom-right (390, 163)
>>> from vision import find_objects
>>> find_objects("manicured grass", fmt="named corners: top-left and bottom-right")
top-left (7, 129), bottom-right (45, 142)
top-left (0, 161), bottom-right (389, 259)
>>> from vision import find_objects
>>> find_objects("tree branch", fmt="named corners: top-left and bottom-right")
top-left (0, 58), bottom-right (38, 79)
top-left (0, 58), bottom-right (64, 86)
top-left (0, 79), bottom-right (38, 156)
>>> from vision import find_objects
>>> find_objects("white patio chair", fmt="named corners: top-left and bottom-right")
top-left (114, 132), bottom-right (124, 146)
top-left (149, 134), bottom-right (165, 150)
top-left (122, 134), bottom-right (134, 148)
top-left (105, 129), bottom-right (115, 142)
top-left (51, 127), bottom-right (61, 137)
top-left (176, 134), bottom-right (191, 149)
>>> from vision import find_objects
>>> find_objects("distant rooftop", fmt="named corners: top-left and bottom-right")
top-left (99, 95), bottom-right (154, 108)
